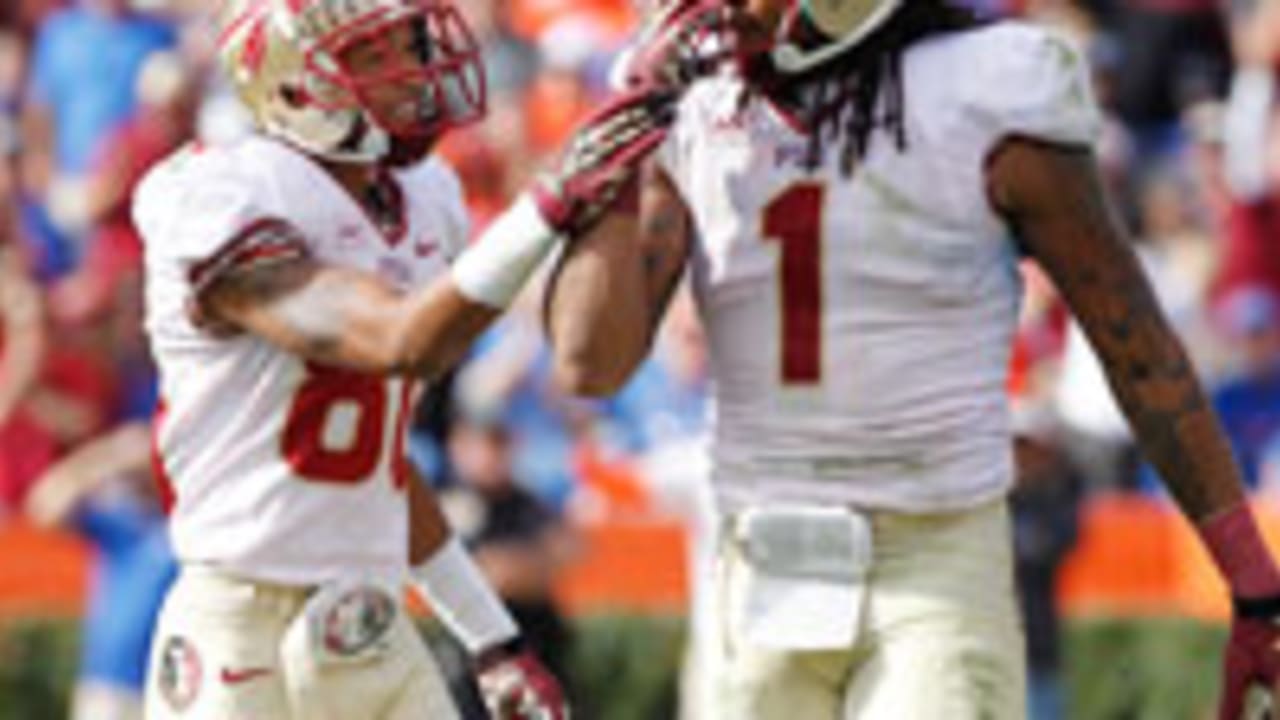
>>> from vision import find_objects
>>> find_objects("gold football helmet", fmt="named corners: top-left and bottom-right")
top-left (216, 0), bottom-right (485, 162)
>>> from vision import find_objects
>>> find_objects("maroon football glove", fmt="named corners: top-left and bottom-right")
top-left (611, 0), bottom-right (731, 91)
top-left (531, 85), bottom-right (677, 237)
top-left (1221, 596), bottom-right (1280, 720)
top-left (475, 640), bottom-right (568, 720)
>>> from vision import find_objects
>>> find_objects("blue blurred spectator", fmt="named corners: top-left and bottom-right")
top-left (451, 317), bottom-right (582, 508)
top-left (1210, 286), bottom-right (1280, 488)
top-left (20, 0), bottom-right (175, 276)
top-left (24, 421), bottom-right (175, 720)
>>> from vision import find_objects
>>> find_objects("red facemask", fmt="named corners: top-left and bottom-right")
top-left (304, 0), bottom-right (487, 144)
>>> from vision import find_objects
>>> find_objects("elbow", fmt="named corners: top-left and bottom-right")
top-left (380, 315), bottom-right (461, 382)
top-left (386, 339), bottom-right (451, 383)
top-left (552, 352), bottom-right (631, 398)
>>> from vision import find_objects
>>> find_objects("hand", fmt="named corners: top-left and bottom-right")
top-left (1220, 595), bottom-right (1280, 720)
top-left (1235, 4), bottom-right (1280, 67)
top-left (611, 0), bottom-right (730, 92)
top-left (475, 641), bottom-right (568, 720)
top-left (531, 85), bottom-right (677, 237)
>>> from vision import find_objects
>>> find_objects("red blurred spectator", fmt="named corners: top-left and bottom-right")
top-left (48, 50), bottom-right (198, 326)
top-left (0, 227), bottom-right (52, 518)
top-left (1217, 4), bottom-right (1280, 300)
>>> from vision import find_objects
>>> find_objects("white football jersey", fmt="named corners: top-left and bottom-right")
top-left (136, 135), bottom-right (469, 586)
top-left (657, 22), bottom-right (1100, 513)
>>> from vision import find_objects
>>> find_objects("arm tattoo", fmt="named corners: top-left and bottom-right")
top-left (639, 201), bottom-right (691, 328)
top-left (205, 257), bottom-right (342, 359)
top-left (1010, 145), bottom-right (1241, 518)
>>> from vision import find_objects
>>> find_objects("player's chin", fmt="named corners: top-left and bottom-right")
top-left (384, 134), bottom-right (438, 168)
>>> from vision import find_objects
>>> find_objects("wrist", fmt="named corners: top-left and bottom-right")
top-left (450, 194), bottom-right (559, 309)
top-left (409, 536), bottom-right (520, 654)
top-left (529, 178), bottom-right (571, 234)
top-left (1198, 501), bottom-right (1280, 600)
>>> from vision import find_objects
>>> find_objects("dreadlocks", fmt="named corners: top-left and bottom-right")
top-left (747, 0), bottom-right (985, 175)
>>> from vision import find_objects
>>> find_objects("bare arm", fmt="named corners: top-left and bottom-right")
top-left (407, 462), bottom-right (452, 565)
top-left (204, 255), bottom-right (500, 382)
top-left (18, 102), bottom-right (52, 198)
top-left (25, 422), bottom-right (151, 527)
top-left (0, 246), bottom-right (45, 424)
top-left (990, 139), bottom-right (1243, 521)
top-left (545, 163), bottom-right (693, 395)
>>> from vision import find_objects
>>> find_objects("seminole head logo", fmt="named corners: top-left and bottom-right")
top-left (158, 636), bottom-right (203, 711)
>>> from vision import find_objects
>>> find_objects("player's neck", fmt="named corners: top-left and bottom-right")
top-left (320, 159), bottom-right (384, 199)
top-left (318, 158), bottom-right (404, 237)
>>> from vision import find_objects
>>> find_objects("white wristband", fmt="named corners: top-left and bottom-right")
top-left (409, 536), bottom-right (520, 654)
top-left (451, 193), bottom-right (559, 309)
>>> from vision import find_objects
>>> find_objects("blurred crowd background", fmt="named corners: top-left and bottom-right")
top-left (1, 0), bottom-right (1279, 718)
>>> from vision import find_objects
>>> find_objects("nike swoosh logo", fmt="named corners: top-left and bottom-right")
top-left (220, 667), bottom-right (273, 685)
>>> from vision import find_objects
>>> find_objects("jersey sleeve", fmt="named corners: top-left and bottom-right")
top-left (133, 149), bottom-right (309, 296)
top-left (965, 25), bottom-right (1102, 151)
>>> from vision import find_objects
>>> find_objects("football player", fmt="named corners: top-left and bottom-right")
top-left (545, 0), bottom-right (1280, 718)
top-left (135, 0), bottom-right (707, 718)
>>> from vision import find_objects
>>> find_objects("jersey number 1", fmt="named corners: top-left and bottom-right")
top-left (763, 183), bottom-right (825, 385)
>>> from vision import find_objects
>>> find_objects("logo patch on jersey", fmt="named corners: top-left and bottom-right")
top-left (711, 112), bottom-right (747, 134)
top-left (337, 223), bottom-right (365, 251)
top-left (220, 666), bottom-right (273, 685)
top-left (413, 236), bottom-right (439, 259)
top-left (377, 256), bottom-right (414, 289)
top-left (774, 142), bottom-right (815, 171)
top-left (158, 635), bottom-right (202, 711)
top-left (319, 586), bottom-right (396, 658)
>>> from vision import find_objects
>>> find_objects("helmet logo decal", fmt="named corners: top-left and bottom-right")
top-left (241, 17), bottom-right (269, 75)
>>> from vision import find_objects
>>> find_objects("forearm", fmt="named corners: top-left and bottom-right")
top-left (390, 193), bottom-right (565, 379)
top-left (407, 465), bottom-right (453, 564)
top-left (546, 210), bottom-right (655, 395)
top-left (406, 471), bottom-right (520, 654)
top-left (389, 281), bottom-right (500, 382)
top-left (995, 142), bottom-right (1248, 520)
top-left (1092, 308), bottom-right (1245, 519)
top-left (547, 165), bottom-right (690, 395)
top-left (1084, 268), bottom-right (1277, 594)
top-left (25, 422), bottom-right (151, 526)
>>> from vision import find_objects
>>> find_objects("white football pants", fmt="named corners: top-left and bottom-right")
top-left (143, 568), bottom-right (459, 720)
top-left (712, 499), bottom-right (1027, 719)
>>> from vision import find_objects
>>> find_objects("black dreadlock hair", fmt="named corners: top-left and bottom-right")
top-left (746, 0), bottom-right (985, 175)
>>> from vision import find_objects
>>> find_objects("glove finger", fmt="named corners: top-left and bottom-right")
top-left (577, 99), bottom-right (672, 160)
top-left (600, 123), bottom-right (671, 175)
top-left (572, 116), bottom-right (671, 196)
